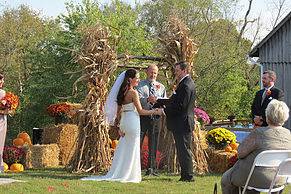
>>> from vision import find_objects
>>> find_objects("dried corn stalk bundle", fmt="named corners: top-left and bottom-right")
top-left (157, 16), bottom-right (205, 174)
top-left (192, 122), bottom-right (209, 175)
top-left (157, 119), bottom-right (179, 173)
top-left (158, 15), bottom-right (198, 83)
top-left (67, 23), bottom-right (117, 173)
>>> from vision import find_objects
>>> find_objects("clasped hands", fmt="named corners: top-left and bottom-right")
top-left (152, 108), bottom-right (164, 116)
top-left (254, 115), bottom-right (263, 126)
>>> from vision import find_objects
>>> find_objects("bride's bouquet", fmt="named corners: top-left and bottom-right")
top-left (0, 92), bottom-right (19, 111)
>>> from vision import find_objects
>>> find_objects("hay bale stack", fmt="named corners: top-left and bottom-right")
top-left (206, 148), bottom-right (236, 173)
top-left (29, 144), bottom-right (60, 168)
top-left (42, 124), bottom-right (79, 165)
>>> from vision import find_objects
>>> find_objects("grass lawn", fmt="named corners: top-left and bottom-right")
top-left (0, 168), bottom-right (290, 194)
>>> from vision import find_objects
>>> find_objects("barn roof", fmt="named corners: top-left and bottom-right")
top-left (249, 11), bottom-right (291, 57)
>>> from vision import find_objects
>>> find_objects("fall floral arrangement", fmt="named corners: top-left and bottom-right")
top-left (47, 103), bottom-right (71, 117)
top-left (3, 146), bottom-right (26, 166)
top-left (194, 107), bottom-right (210, 125)
top-left (141, 145), bottom-right (163, 169)
top-left (206, 127), bottom-right (236, 149)
top-left (0, 92), bottom-right (19, 111)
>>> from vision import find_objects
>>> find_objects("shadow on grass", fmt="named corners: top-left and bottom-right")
top-left (0, 168), bottom-right (223, 181)
top-left (0, 167), bottom-right (104, 180)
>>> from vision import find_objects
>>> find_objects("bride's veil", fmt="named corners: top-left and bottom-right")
top-left (104, 71), bottom-right (126, 125)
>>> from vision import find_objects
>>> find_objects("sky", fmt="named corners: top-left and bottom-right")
top-left (1, 0), bottom-right (291, 43)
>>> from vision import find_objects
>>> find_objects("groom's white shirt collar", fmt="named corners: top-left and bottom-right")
top-left (265, 83), bottom-right (274, 90)
top-left (178, 74), bottom-right (189, 84)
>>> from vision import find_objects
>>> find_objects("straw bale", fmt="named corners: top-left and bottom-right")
top-left (29, 144), bottom-right (60, 168)
top-left (206, 148), bottom-right (236, 173)
top-left (42, 124), bottom-right (79, 165)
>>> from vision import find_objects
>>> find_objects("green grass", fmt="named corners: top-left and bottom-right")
top-left (0, 168), bottom-right (290, 194)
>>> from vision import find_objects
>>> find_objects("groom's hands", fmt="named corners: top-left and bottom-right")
top-left (153, 108), bottom-right (165, 116)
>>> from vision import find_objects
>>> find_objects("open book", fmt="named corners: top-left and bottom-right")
top-left (153, 98), bottom-right (171, 108)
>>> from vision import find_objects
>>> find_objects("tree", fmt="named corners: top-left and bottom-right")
top-left (141, 0), bottom-right (258, 120)
top-left (0, 5), bottom-right (62, 139)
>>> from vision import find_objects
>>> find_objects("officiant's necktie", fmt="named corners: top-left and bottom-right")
top-left (149, 82), bottom-right (156, 96)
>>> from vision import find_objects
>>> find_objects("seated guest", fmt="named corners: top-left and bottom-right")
top-left (221, 99), bottom-right (291, 194)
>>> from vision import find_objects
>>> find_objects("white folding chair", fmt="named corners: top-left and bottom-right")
top-left (240, 150), bottom-right (291, 194)
top-left (268, 158), bottom-right (291, 194)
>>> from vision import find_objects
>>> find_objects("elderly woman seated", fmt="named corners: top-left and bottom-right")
top-left (221, 99), bottom-right (291, 194)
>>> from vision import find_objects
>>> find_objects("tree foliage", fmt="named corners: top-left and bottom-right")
top-left (141, 0), bottom-right (259, 120)
top-left (0, 0), bottom-right (261, 141)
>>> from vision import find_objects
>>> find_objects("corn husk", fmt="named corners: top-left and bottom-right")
top-left (67, 23), bottom-right (117, 173)
top-left (192, 122), bottom-right (209, 175)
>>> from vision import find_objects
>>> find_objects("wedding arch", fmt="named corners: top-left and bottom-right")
top-left (67, 16), bottom-right (208, 175)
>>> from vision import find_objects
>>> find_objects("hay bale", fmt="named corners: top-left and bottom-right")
top-left (206, 148), bottom-right (236, 173)
top-left (42, 124), bottom-right (79, 165)
top-left (29, 144), bottom-right (60, 168)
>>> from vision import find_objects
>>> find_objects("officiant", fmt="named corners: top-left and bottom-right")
top-left (137, 64), bottom-right (167, 176)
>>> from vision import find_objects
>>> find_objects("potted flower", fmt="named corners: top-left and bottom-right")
top-left (3, 146), bottom-right (26, 166)
top-left (206, 127), bottom-right (236, 150)
top-left (194, 107), bottom-right (210, 125)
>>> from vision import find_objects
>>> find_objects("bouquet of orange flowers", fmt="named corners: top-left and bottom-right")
top-left (47, 103), bottom-right (71, 117)
top-left (0, 92), bottom-right (19, 111)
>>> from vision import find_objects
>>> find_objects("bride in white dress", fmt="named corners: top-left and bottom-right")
top-left (81, 69), bottom-right (163, 183)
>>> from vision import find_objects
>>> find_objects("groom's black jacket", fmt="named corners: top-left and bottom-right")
top-left (164, 76), bottom-right (196, 132)
top-left (251, 86), bottom-right (284, 126)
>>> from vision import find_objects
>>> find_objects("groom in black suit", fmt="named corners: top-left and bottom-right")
top-left (164, 61), bottom-right (196, 182)
top-left (251, 70), bottom-right (284, 127)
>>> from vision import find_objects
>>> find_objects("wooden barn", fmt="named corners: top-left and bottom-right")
top-left (249, 11), bottom-right (291, 129)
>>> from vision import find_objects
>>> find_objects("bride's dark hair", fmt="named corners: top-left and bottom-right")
top-left (117, 68), bottom-right (138, 105)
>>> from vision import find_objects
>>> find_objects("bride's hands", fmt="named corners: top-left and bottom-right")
top-left (118, 129), bottom-right (125, 137)
top-left (153, 108), bottom-right (164, 116)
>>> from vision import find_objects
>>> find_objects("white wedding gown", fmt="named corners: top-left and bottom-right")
top-left (81, 102), bottom-right (141, 183)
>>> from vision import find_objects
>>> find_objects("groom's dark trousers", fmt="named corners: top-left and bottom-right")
top-left (164, 75), bottom-right (196, 181)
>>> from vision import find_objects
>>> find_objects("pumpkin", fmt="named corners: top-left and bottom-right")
top-left (13, 137), bottom-right (25, 147)
top-left (10, 163), bottom-right (24, 172)
top-left (24, 138), bottom-right (32, 146)
top-left (111, 140), bottom-right (119, 149)
top-left (230, 142), bottom-right (239, 150)
top-left (224, 145), bottom-right (232, 152)
top-left (18, 132), bottom-right (30, 142)
top-left (3, 162), bottom-right (9, 172)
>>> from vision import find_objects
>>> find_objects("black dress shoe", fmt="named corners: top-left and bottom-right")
top-left (179, 177), bottom-right (194, 182)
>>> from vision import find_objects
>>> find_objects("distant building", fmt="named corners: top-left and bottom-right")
top-left (249, 11), bottom-right (291, 129)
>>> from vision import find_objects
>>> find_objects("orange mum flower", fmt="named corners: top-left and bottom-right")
top-left (47, 103), bottom-right (71, 117)
top-left (0, 92), bottom-right (19, 110)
